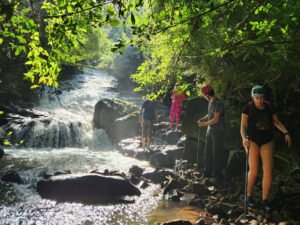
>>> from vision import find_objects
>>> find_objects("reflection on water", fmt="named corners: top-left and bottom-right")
top-left (0, 148), bottom-right (203, 225)
top-left (0, 148), bottom-right (162, 225)
top-left (147, 199), bottom-right (202, 224)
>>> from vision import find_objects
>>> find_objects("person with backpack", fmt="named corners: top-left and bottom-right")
top-left (240, 85), bottom-right (292, 211)
top-left (139, 99), bottom-right (157, 149)
top-left (197, 84), bottom-right (225, 186)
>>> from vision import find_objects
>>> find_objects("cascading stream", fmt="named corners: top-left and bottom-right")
top-left (0, 69), bottom-right (201, 225)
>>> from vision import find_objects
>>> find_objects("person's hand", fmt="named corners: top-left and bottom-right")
top-left (242, 138), bottom-right (250, 151)
top-left (285, 133), bottom-right (292, 148)
top-left (197, 120), bottom-right (206, 127)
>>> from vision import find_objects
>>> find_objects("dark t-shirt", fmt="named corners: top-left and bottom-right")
top-left (141, 100), bottom-right (156, 121)
top-left (242, 101), bottom-right (276, 140)
top-left (207, 98), bottom-right (225, 132)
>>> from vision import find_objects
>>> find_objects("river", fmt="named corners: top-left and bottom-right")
top-left (0, 69), bottom-right (200, 225)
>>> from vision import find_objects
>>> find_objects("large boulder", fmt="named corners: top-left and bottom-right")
top-left (181, 97), bottom-right (207, 139)
top-left (37, 173), bottom-right (141, 204)
top-left (109, 111), bottom-right (140, 144)
top-left (92, 98), bottom-right (139, 131)
top-left (149, 145), bottom-right (184, 168)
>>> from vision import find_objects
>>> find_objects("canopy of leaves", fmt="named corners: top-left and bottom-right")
top-left (130, 0), bottom-right (300, 103)
top-left (0, 0), bottom-right (143, 88)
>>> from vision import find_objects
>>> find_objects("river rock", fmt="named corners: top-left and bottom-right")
top-left (161, 220), bottom-right (193, 225)
top-left (92, 98), bottom-right (138, 131)
top-left (149, 145), bottom-right (184, 168)
top-left (181, 97), bottom-right (208, 139)
top-left (37, 173), bottom-right (141, 203)
top-left (109, 111), bottom-right (140, 143)
top-left (1, 170), bottom-right (23, 184)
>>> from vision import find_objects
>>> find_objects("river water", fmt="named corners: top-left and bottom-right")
top-left (0, 69), bottom-right (200, 225)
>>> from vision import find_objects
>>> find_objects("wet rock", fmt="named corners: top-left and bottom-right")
top-left (142, 169), bottom-right (177, 184)
top-left (1, 170), bottom-right (23, 184)
top-left (191, 182), bottom-right (209, 195)
top-left (109, 112), bottom-right (140, 143)
top-left (149, 145), bottom-right (184, 168)
top-left (163, 177), bottom-right (188, 195)
top-left (37, 173), bottom-right (141, 204)
top-left (181, 136), bottom-right (205, 165)
top-left (163, 130), bottom-right (182, 145)
top-left (195, 218), bottom-right (205, 225)
top-left (226, 149), bottom-right (246, 177)
top-left (206, 202), bottom-right (235, 218)
top-left (92, 98), bottom-right (138, 131)
top-left (161, 220), bottom-right (193, 225)
top-left (0, 147), bottom-right (4, 159)
top-left (129, 165), bottom-right (144, 177)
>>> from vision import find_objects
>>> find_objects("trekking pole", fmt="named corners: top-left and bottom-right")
top-left (244, 136), bottom-right (250, 219)
top-left (197, 128), bottom-right (201, 168)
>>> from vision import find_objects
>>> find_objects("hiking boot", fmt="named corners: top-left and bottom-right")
top-left (246, 196), bottom-right (258, 208)
top-left (262, 199), bottom-right (271, 212)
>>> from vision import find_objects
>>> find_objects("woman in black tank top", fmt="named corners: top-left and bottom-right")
top-left (240, 85), bottom-right (292, 211)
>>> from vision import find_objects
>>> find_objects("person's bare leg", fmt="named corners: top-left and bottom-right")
top-left (146, 135), bottom-right (151, 148)
top-left (142, 137), bottom-right (147, 149)
top-left (260, 141), bottom-right (274, 201)
top-left (247, 141), bottom-right (260, 197)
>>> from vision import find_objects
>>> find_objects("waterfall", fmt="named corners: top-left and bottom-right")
top-left (4, 69), bottom-right (119, 149)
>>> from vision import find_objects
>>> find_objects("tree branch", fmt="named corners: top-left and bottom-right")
top-left (151, 0), bottom-right (240, 35)
top-left (42, 0), bottom-right (113, 19)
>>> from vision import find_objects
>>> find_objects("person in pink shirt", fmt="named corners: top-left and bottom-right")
top-left (169, 83), bottom-right (186, 129)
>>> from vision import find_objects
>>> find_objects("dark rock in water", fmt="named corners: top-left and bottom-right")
top-left (37, 173), bottom-right (141, 204)
top-left (161, 220), bottom-right (193, 225)
top-left (1, 170), bottom-right (23, 184)
top-left (142, 169), bottom-right (177, 184)
top-left (0, 147), bottom-right (4, 159)
top-left (129, 165), bottom-right (144, 177)
top-left (164, 130), bottom-right (182, 145)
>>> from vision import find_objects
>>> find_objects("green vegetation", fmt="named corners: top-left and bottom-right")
top-left (1, 0), bottom-right (300, 149)
top-left (0, 0), bottom-right (142, 88)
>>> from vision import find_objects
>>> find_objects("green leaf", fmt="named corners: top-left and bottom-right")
top-left (3, 140), bottom-right (11, 146)
top-left (111, 19), bottom-right (120, 27)
top-left (31, 84), bottom-right (40, 89)
top-left (7, 131), bottom-right (13, 136)
top-left (111, 47), bottom-right (118, 52)
top-left (136, 0), bottom-right (144, 7)
top-left (131, 13), bottom-right (135, 25)
top-left (0, 38), bottom-right (3, 44)
top-left (0, 111), bottom-right (4, 115)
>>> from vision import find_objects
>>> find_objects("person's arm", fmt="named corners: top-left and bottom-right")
top-left (272, 114), bottom-right (292, 147)
top-left (197, 114), bottom-right (208, 125)
top-left (199, 111), bottom-right (221, 127)
top-left (241, 113), bottom-right (250, 149)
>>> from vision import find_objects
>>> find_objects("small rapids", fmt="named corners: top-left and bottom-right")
top-left (0, 69), bottom-right (201, 225)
